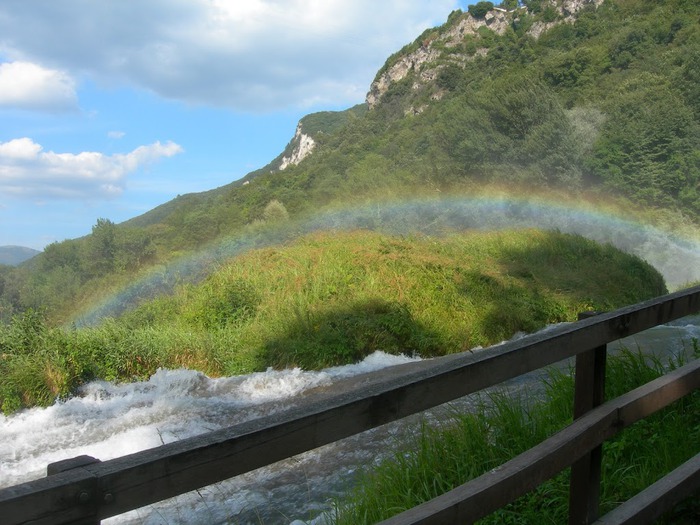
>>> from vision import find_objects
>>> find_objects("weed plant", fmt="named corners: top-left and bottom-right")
top-left (0, 229), bottom-right (666, 413)
top-left (330, 344), bottom-right (700, 524)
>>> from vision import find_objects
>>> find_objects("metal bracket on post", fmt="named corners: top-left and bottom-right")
top-left (47, 455), bottom-right (102, 525)
top-left (569, 311), bottom-right (607, 525)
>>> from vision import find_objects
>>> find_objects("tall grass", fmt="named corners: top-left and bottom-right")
top-left (0, 229), bottom-right (666, 413)
top-left (330, 345), bottom-right (700, 524)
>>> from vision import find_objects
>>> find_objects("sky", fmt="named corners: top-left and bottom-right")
top-left (0, 0), bottom-right (463, 251)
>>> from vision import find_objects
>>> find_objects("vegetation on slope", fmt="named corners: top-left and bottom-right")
top-left (0, 229), bottom-right (666, 413)
top-left (0, 0), bottom-right (697, 324)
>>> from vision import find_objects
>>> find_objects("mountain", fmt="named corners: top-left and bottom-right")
top-left (1, 0), bottom-right (699, 323)
top-left (124, 104), bottom-right (367, 230)
top-left (0, 246), bottom-right (40, 266)
top-left (123, 0), bottom-right (700, 236)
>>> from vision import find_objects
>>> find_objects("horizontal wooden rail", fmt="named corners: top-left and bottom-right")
top-left (593, 452), bottom-right (700, 525)
top-left (376, 358), bottom-right (700, 524)
top-left (1, 285), bottom-right (699, 524)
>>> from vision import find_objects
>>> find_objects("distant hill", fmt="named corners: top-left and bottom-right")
top-left (0, 246), bottom-right (40, 266)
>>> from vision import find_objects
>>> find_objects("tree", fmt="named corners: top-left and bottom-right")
top-left (116, 228), bottom-right (156, 272)
top-left (88, 218), bottom-right (117, 276)
top-left (589, 75), bottom-right (698, 207)
top-left (468, 2), bottom-right (494, 19)
top-left (40, 240), bottom-right (82, 274)
top-left (263, 200), bottom-right (290, 223)
top-left (436, 64), bottom-right (464, 91)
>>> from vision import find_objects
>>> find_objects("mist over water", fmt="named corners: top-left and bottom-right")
top-left (74, 197), bottom-right (700, 326)
top-left (309, 198), bottom-right (700, 289)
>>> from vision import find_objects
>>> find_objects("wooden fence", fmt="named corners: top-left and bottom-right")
top-left (1, 285), bottom-right (699, 524)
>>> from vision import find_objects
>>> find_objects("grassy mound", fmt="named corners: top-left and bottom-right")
top-left (0, 229), bottom-right (666, 413)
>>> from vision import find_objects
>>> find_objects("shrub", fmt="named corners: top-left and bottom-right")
top-left (263, 199), bottom-right (290, 223)
top-left (468, 1), bottom-right (494, 19)
top-left (436, 64), bottom-right (464, 91)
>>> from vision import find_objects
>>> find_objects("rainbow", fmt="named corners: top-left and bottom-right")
top-left (71, 195), bottom-right (700, 326)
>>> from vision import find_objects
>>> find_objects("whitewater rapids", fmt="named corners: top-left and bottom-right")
top-left (1, 319), bottom-right (699, 524)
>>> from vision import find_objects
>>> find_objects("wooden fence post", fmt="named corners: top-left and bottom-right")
top-left (569, 311), bottom-right (607, 525)
top-left (47, 455), bottom-right (102, 525)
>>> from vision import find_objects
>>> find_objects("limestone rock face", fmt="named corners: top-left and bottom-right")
top-left (560, 0), bottom-right (605, 17)
top-left (279, 123), bottom-right (316, 170)
top-left (527, 0), bottom-right (604, 39)
top-left (366, 0), bottom-right (604, 109)
top-left (276, 0), bottom-right (607, 171)
top-left (366, 9), bottom-right (512, 109)
top-left (366, 47), bottom-right (440, 109)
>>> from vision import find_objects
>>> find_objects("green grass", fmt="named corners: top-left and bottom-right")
top-left (330, 345), bottom-right (700, 524)
top-left (0, 228), bottom-right (666, 413)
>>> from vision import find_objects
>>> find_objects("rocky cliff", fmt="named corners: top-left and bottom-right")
top-left (276, 0), bottom-right (605, 170)
top-left (366, 0), bottom-right (604, 109)
top-left (279, 122), bottom-right (316, 170)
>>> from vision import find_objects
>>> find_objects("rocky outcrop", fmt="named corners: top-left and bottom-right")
top-left (527, 0), bottom-right (604, 39)
top-left (366, 9), bottom-right (511, 109)
top-left (366, 0), bottom-right (604, 109)
top-left (560, 0), bottom-right (605, 17)
top-left (366, 9), bottom-right (512, 109)
top-left (366, 47), bottom-right (440, 109)
top-left (442, 9), bottom-right (511, 45)
top-left (279, 122), bottom-right (316, 170)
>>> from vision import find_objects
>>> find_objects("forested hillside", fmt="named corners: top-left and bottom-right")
top-left (1, 0), bottom-right (698, 324)
top-left (0, 246), bottom-right (39, 266)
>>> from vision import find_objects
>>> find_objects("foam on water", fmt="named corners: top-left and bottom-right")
top-left (2, 322), bottom-right (699, 523)
top-left (0, 351), bottom-right (420, 490)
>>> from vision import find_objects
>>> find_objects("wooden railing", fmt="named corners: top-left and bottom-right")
top-left (1, 285), bottom-right (699, 525)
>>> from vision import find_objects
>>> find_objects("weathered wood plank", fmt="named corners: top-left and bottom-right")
top-left (376, 358), bottom-right (700, 525)
top-left (569, 323), bottom-right (607, 525)
top-left (0, 468), bottom-right (98, 525)
top-left (593, 452), bottom-right (700, 525)
top-left (1, 285), bottom-right (699, 524)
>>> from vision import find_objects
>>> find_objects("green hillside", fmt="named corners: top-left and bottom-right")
top-left (0, 0), bottom-right (698, 324)
top-left (0, 246), bottom-right (40, 266)
top-left (0, 229), bottom-right (666, 413)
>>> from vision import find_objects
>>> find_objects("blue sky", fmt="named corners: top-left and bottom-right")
top-left (0, 1), bottom-right (462, 250)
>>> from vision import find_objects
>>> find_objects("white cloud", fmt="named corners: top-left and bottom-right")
top-left (0, 137), bottom-right (43, 159)
top-left (0, 61), bottom-right (78, 111)
top-left (0, 138), bottom-right (183, 200)
top-left (108, 131), bottom-right (126, 139)
top-left (0, 0), bottom-right (457, 111)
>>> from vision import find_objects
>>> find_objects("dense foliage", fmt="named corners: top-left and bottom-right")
top-left (0, 229), bottom-right (665, 413)
top-left (468, 2), bottom-right (495, 18)
top-left (1, 0), bottom-right (697, 323)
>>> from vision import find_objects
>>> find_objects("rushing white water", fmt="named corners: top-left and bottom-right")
top-left (1, 322), bottom-right (698, 524)
top-left (0, 352), bottom-right (422, 524)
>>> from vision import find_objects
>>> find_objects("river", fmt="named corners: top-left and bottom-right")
top-left (1, 316), bottom-right (698, 524)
